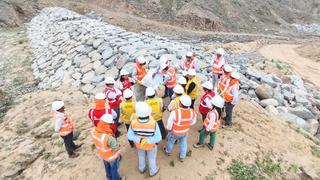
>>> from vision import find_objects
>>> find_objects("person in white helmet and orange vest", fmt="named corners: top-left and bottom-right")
top-left (159, 63), bottom-right (177, 99)
top-left (120, 89), bottom-right (135, 147)
top-left (185, 69), bottom-right (199, 109)
top-left (52, 101), bottom-right (81, 158)
top-left (92, 114), bottom-right (124, 180)
top-left (224, 72), bottom-right (240, 127)
top-left (119, 69), bottom-right (134, 92)
top-left (105, 77), bottom-right (122, 125)
top-left (217, 64), bottom-right (233, 95)
top-left (199, 81), bottom-right (215, 121)
top-left (183, 51), bottom-right (198, 71)
top-left (132, 56), bottom-right (148, 101)
top-left (212, 48), bottom-right (226, 87)
top-left (167, 84), bottom-right (185, 112)
top-left (127, 102), bottom-right (161, 177)
top-left (163, 95), bottom-right (197, 162)
top-left (194, 95), bottom-right (224, 150)
top-left (145, 87), bottom-right (166, 140)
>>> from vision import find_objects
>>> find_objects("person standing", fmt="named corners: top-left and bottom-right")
top-left (217, 64), bottom-right (233, 95)
top-left (198, 81), bottom-right (215, 121)
top-left (119, 69), bottom-right (134, 92)
top-left (212, 48), bottom-right (226, 87)
top-left (167, 84), bottom-right (184, 112)
top-left (127, 102), bottom-right (161, 177)
top-left (52, 101), bottom-right (81, 158)
top-left (194, 95), bottom-right (224, 150)
top-left (132, 56), bottom-right (148, 101)
top-left (163, 95), bottom-right (197, 162)
top-left (177, 76), bottom-right (187, 90)
top-left (92, 114), bottom-right (124, 180)
top-left (183, 51), bottom-right (198, 71)
top-left (145, 87), bottom-right (167, 140)
top-left (224, 72), bottom-right (240, 127)
top-left (120, 89), bottom-right (135, 147)
top-left (159, 63), bottom-right (177, 99)
top-left (104, 76), bottom-right (122, 125)
top-left (185, 69), bottom-right (199, 109)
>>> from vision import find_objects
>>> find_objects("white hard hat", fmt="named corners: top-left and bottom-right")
top-left (179, 95), bottom-right (192, 107)
top-left (145, 87), bottom-right (156, 97)
top-left (95, 93), bottom-right (106, 100)
top-left (186, 51), bottom-right (193, 57)
top-left (105, 77), bottom-right (115, 84)
top-left (52, 101), bottom-right (64, 111)
top-left (137, 56), bottom-right (147, 64)
top-left (107, 92), bottom-right (116, 100)
top-left (120, 69), bottom-right (129, 76)
top-left (159, 55), bottom-right (168, 64)
top-left (135, 102), bottom-right (152, 117)
top-left (224, 64), bottom-right (233, 72)
top-left (201, 81), bottom-right (213, 90)
top-left (215, 48), bottom-right (224, 55)
top-left (177, 76), bottom-right (187, 85)
top-left (173, 84), bottom-right (184, 94)
top-left (100, 114), bottom-right (114, 124)
top-left (187, 69), bottom-right (196, 76)
top-left (211, 95), bottom-right (225, 108)
top-left (231, 72), bottom-right (240, 79)
top-left (159, 63), bottom-right (168, 71)
top-left (123, 89), bottom-right (133, 99)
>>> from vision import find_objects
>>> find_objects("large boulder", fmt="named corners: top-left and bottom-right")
top-left (255, 84), bottom-right (273, 100)
top-left (265, 105), bottom-right (279, 115)
top-left (288, 106), bottom-right (315, 120)
top-left (306, 119), bottom-right (319, 135)
top-left (278, 112), bottom-right (308, 131)
top-left (261, 75), bottom-right (277, 88)
top-left (260, 98), bottom-right (279, 107)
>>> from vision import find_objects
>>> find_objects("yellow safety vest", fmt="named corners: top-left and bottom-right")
top-left (186, 76), bottom-right (199, 99)
top-left (120, 101), bottom-right (135, 124)
top-left (146, 98), bottom-right (163, 121)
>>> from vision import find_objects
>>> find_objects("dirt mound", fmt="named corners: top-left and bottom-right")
top-left (296, 42), bottom-right (320, 63)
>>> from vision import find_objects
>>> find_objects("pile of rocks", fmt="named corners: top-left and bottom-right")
top-left (290, 23), bottom-right (320, 36)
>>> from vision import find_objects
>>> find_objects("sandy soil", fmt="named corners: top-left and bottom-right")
top-left (258, 44), bottom-right (320, 89)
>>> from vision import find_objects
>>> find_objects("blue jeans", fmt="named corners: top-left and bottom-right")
top-left (165, 132), bottom-right (188, 159)
top-left (165, 87), bottom-right (174, 100)
top-left (103, 157), bottom-right (121, 180)
top-left (137, 146), bottom-right (158, 176)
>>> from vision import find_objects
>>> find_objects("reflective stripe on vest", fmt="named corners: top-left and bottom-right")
top-left (203, 110), bottom-right (220, 132)
top-left (172, 109), bottom-right (195, 136)
top-left (212, 56), bottom-right (224, 74)
top-left (200, 91), bottom-right (214, 108)
top-left (185, 77), bottom-right (199, 99)
top-left (55, 112), bottom-right (73, 136)
top-left (224, 83), bottom-right (239, 103)
top-left (131, 115), bottom-right (156, 150)
top-left (120, 101), bottom-right (135, 124)
top-left (184, 59), bottom-right (195, 71)
top-left (91, 129), bottom-right (120, 162)
top-left (146, 98), bottom-right (163, 121)
top-left (218, 74), bottom-right (230, 92)
top-left (135, 63), bottom-right (147, 81)
top-left (166, 67), bottom-right (177, 88)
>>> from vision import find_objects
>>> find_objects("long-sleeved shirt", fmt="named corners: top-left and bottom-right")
top-left (203, 96), bottom-right (212, 109)
top-left (166, 109), bottom-right (197, 131)
top-left (205, 111), bottom-right (217, 132)
top-left (54, 111), bottom-right (65, 132)
top-left (186, 82), bottom-right (196, 95)
top-left (127, 120), bottom-right (162, 144)
top-left (211, 56), bottom-right (225, 69)
top-left (107, 135), bottom-right (120, 151)
top-left (231, 86), bottom-right (239, 105)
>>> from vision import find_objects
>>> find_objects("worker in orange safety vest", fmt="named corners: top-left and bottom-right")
top-left (132, 56), bottom-right (148, 101)
top-left (212, 48), bottom-right (226, 87)
top-left (224, 72), bottom-right (240, 127)
top-left (159, 63), bottom-right (177, 99)
top-left (217, 64), bottom-right (233, 95)
top-left (183, 51), bottom-right (198, 71)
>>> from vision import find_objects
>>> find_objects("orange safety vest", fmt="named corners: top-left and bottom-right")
top-left (135, 63), bottom-right (147, 81)
top-left (172, 108), bottom-right (195, 136)
top-left (54, 112), bottom-right (74, 136)
top-left (130, 115), bottom-right (157, 150)
top-left (165, 67), bottom-right (177, 89)
top-left (217, 73), bottom-right (231, 93)
top-left (183, 59), bottom-right (196, 71)
top-left (91, 128), bottom-right (121, 162)
top-left (224, 80), bottom-right (239, 103)
top-left (212, 56), bottom-right (225, 75)
top-left (203, 109), bottom-right (220, 132)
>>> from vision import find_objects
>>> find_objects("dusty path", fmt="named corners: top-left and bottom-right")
top-left (258, 44), bottom-right (320, 89)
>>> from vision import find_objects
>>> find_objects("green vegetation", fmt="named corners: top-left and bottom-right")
top-left (205, 170), bottom-right (217, 180)
top-left (186, 150), bottom-right (192, 157)
top-left (170, 160), bottom-right (175, 167)
top-left (16, 121), bottom-right (29, 135)
top-left (42, 151), bottom-right (52, 160)
top-left (310, 145), bottom-right (320, 158)
top-left (13, 76), bottom-right (27, 86)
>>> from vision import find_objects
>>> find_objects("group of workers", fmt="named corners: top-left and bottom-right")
top-left (52, 48), bottom-right (240, 180)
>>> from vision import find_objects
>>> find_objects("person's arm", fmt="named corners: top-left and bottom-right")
top-left (191, 111), bottom-right (197, 126)
top-left (186, 82), bottom-right (196, 94)
top-left (163, 74), bottom-right (170, 84)
top-left (167, 100), bottom-right (174, 112)
top-left (132, 67), bottom-right (137, 81)
top-left (231, 87), bottom-right (239, 105)
top-left (205, 112), bottom-right (216, 132)
top-left (107, 135), bottom-right (120, 152)
top-left (111, 109), bottom-right (117, 120)
top-left (217, 58), bottom-right (225, 68)
top-left (204, 97), bottom-right (212, 109)
top-left (166, 111), bottom-right (175, 130)
top-left (127, 125), bottom-right (141, 143)
top-left (54, 119), bottom-right (64, 132)
top-left (146, 123), bottom-right (162, 144)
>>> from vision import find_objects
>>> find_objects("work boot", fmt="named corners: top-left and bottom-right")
top-left (207, 143), bottom-right (214, 151)
top-left (193, 143), bottom-right (204, 148)
top-left (120, 176), bottom-right (126, 180)
top-left (69, 153), bottom-right (80, 158)
top-left (74, 143), bottom-right (83, 152)
top-left (150, 167), bottom-right (160, 177)
top-left (162, 147), bottom-right (171, 156)
top-left (179, 158), bottom-right (185, 162)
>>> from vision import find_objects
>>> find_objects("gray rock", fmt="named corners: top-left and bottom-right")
top-left (255, 84), bottom-right (273, 100)
top-left (91, 52), bottom-right (102, 61)
top-left (261, 75), bottom-right (277, 88)
top-left (265, 105), bottom-right (279, 115)
top-left (121, 62), bottom-right (135, 74)
top-left (277, 106), bottom-right (288, 113)
top-left (81, 63), bottom-right (93, 74)
top-left (295, 94), bottom-right (310, 106)
top-left (95, 65), bottom-right (107, 75)
top-left (93, 60), bottom-right (102, 70)
top-left (102, 47), bottom-right (113, 60)
top-left (104, 55), bottom-right (118, 67)
top-left (306, 119), bottom-right (319, 135)
top-left (283, 90), bottom-right (295, 101)
top-left (316, 133), bottom-right (320, 140)
top-left (278, 112), bottom-right (308, 131)
top-left (291, 75), bottom-right (305, 89)
top-left (116, 54), bottom-right (129, 69)
top-left (81, 83), bottom-right (95, 94)
top-left (79, 57), bottom-right (91, 68)
top-left (92, 75), bottom-right (104, 83)
top-left (105, 66), bottom-right (119, 79)
top-left (288, 106), bottom-right (315, 119)
top-left (82, 71), bottom-right (95, 84)
top-left (93, 38), bottom-right (104, 49)
top-left (246, 67), bottom-right (263, 80)
top-left (281, 75), bottom-right (293, 84)
top-left (260, 98), bottom-right (279, 107)
top-left (71, 72), bottom-right (82, 80)
top-left (273, 87), bottom-right (284, 105)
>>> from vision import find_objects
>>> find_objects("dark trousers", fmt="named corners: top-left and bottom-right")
top-left (125, 124), bottom-right (135, 147)
top-left (165, 87), bottom-right (174, 100)
top-left (61, 132), bottom-right (76, 155)
top-left (157, 120), bottom-right (167, 140)
top-left (103, 157), bottom-right (121, 180)
top-left (191, 99), bottom-right (195, 109)
top-left (114, 108), bottom-right (120, 124)
top-left (225, 102), bottom-right (235, 126)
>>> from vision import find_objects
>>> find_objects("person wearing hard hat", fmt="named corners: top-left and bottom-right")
top-left (52, 101), bottom-right (81, 158)
top-left (223, 72), bottom-right (240, 127)
top-left (105, 77), bottom-right (122, 124)
top-left (92, 114), bottom-right (124, 180)
top-left (217, 64), bottom-right (233, 95)
top-left (183, 51), bottom-right (198, 71)
top-left (145, 87), bottom-right (166, 140)
top-left (199, 81), bottom-right (215, 121)
top-left (212, 48), bottom-right (226, 87)
top-left (167, 84), bottom-right (184, 112)
top-left (159, 55), bottom-right (171, 68)
top-left (127, 102), bottom-right (161, 177)
top-left (120, 89), bottom-right (135, 147)
top-left (119, 69), bottom-right (134, 92)
top-left (163, 95), bottom-right (197, 162)
top-left (88, 93), bottom-right (118, 136)
top-left (194, 95), bottom-right (224, 150)
top-left (132, 56), bottom-right (148, 101)
top-left (159, 63), bottom-right (177, 100)
top-left (185, 69), bottom-right (199, 109)
top-left (177, 76), bottom-right (187, 90)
